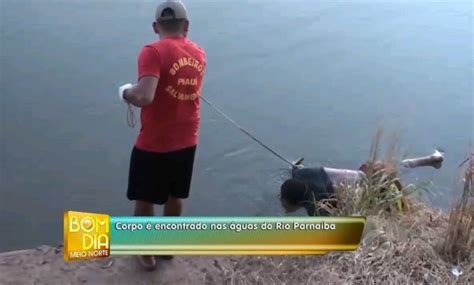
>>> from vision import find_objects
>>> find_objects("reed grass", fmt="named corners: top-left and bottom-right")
top-left (437, 151), bottom-right (473, 264)
top-left (219, 130), bottom-right (473, 284)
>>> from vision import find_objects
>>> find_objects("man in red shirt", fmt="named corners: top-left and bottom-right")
top-left (118, 0), bottom-right (206, 270)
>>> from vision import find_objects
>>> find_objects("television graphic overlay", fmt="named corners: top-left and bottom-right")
top-left (64, 211), bottom-right (110, 261)
top-left (64, 212), bottom-right (365, 261)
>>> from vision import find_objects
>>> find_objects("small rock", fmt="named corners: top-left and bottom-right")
top-left (60, 264), bottom-right (75, 272)
top-left (213, 260), bottom-right (224, 272)
top-left (54, 244), bottom-right (63, 254)
top-left (99, 259), bottom-right (114, 269)
top-left (205, 272), bottom-right (214, 284)
top-left (35, 245), bottom-right (51, 254)
top-left (37, 259), bottom-right (48, 265)
top-left (451, 266), bottom-right (463, 277)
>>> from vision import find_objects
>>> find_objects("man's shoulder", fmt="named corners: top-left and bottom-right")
top-left (188, 39), bottom-right (205, 52)
top-left (137, 41), bottom-right (161, 58)
top-left (148, 38), bottom-right (205, 57)
top-left (142, 40), bottom-right (164, 51)
top-left (293, 167), bottom-right (325, 180)
top-left (184, 39), bottom-right (206, 59)
top-left (142, 39), bottom-right (180, 52)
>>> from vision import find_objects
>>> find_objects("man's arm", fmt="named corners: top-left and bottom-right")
top-left (323, 167), bottom-right (367, 187)
top-left (123, 76), bottom-right (159, 107)
top-left (120, 45), bottom-right (161, 107)
top-left (400, 150), bottom-right (444, 169)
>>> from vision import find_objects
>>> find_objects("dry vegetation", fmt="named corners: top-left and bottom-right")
top-left (219, 131), bottom-right (473, 284)
top-left (0, 131), bottom-right (471, 285)
top-left (437, 153), bottom-right (474, 264)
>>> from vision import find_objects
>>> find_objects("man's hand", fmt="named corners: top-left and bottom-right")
top-left (119, 83), bottom-right (134, 102)
top-left (429, 150), bottom-right (444, 169)
top-left (119, 76), bottom-right (159, 107)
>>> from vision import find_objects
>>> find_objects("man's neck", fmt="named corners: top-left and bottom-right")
top-left (160, 34), bottom-right (185, 40)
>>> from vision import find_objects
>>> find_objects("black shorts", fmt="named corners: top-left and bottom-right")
top-left (127, 145), bottom-right (197, 205)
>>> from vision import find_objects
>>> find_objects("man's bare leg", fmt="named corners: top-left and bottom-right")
top-left (163, 195), bottom-right (183, 217)
top-left (158, 196), bottom-right (183, 260)
top-left (134, 200), bottom-right (154, 216)
top-left (134, 201), bottom-right (156, 270)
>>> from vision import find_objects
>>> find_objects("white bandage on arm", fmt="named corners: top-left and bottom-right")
top-left (324, 167), bottom-right (366, 187)
top-left (118, 83), bottom-right (133, 101)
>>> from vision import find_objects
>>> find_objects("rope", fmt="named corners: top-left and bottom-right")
top-left (124, 95), bottom-right (297, 167)
top-left (127, 103), bottom-right (136, 128)
top-left (200, 96), bottom-right (295, 167)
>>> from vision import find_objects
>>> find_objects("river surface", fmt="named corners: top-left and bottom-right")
top-left (1, 0), bottom-right (472, 251)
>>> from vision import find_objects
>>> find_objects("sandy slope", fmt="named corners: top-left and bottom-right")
top-left (1, 242), bottom-right (472, 284)
top-left (0, 245), bottom-right (230, 285)
top-left (1, 205), bottom-right (472, 284)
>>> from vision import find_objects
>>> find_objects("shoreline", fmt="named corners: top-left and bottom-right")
top-left (2, 162), bottom-right (472, 284)
top-left (0, 245), bottom-right (234, 284)
top-left (1, 207), bottom-right (472, 285)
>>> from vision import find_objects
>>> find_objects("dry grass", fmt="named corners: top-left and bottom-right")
top-left (219, 131), bottom-right (474, 284)
top-left (324, 127), bottom-right (428, 217)
top-left (437, 152), bottom-right (474, 264)
top-left (220, 208), bottom-right (470, 284)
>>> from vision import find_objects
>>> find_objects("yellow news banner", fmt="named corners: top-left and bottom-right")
top-left (64, 211), bottom-right (365, 261)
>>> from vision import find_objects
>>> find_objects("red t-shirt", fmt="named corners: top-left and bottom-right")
top-left (134, 37), bottom-right (206, 153)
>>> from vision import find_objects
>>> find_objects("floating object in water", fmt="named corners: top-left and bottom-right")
top-left (293, 157), bottom-right (304, 165)
top-left (292, 157), bottom-right (305, 169)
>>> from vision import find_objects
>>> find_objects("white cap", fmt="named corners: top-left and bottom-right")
top-left (155, 1), bottom-right (188, 21)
